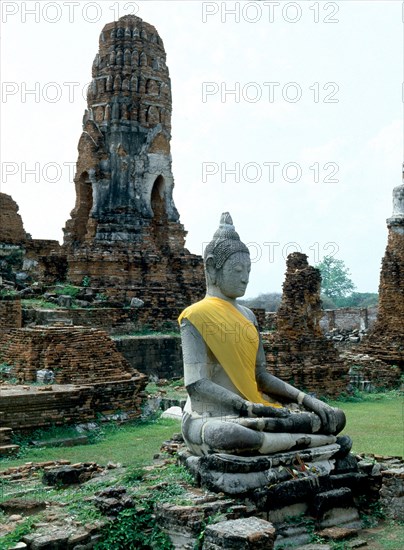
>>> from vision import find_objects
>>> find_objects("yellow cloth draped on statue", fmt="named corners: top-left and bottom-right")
top-left (178, 297), bottom-right (281, 407)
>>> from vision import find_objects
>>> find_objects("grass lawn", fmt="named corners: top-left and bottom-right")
top-left (0, 418), bottom-right (181, 470)
top-left (329, 392), bottom-right (403, 457)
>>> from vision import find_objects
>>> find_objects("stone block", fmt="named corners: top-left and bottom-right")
top-left (311, 488), bottom-right (353, 516)
top-left (202, 517), bottom-right (275, 549)
top-left (0, 498), bottom-right (46, 514)
top-left (42, 466), bottom-right (86, 486)
top-left (317, 526), bottom-right (358, 541)
top-left (57, 295), bottom-right (73, 307)
top-left (319, 507), bottom-right (361, 529)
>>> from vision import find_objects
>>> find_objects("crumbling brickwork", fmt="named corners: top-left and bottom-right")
top-left (0, 326), bottom-right (138, 384)
top-left (0, 326), bottom-right (147, 427)
top-left (24, 240), bottom-right (67, 284)
top-left (263, 253), bottom-right (349, 397)
top-left (0, 297), bottom-right (22, 330)
top-left (0, 192), bottom-right (66, 285)
top-left (0, 386), bottom-right (94, 431)
top-left (62, 14), bottom-right (205, 311)
top-left (361, 192), bottom-right (404, 368)
top-left (0, 193), bottom-right (27, 244)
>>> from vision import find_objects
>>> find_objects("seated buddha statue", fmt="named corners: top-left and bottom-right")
top-left (178, 213), bottom-right (347, 456)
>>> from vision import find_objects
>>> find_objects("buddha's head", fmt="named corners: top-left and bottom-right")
top-left (204, 213), bottom-right (251, 299)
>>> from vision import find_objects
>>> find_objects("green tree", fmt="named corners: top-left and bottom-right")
top-left (317, 256), bottom-right (356, 300)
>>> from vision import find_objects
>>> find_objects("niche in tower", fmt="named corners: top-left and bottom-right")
top-left (74, 172), bottom-right (93, 242)
top-left (151, 175), bottom-right (168, 249)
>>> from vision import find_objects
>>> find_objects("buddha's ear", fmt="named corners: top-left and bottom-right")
top-left (205, 257), bottom-right (217, 285)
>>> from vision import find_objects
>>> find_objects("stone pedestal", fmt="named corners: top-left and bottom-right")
top-left (180, 443), bottom-right (373, 545)
top-left (180, 444), bottom-right (341, 496)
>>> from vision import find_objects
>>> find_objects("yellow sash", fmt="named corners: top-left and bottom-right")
top-left (178, 297), bottom-right (280, 407)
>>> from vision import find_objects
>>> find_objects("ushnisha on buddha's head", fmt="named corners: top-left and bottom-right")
top-left (203, 212), bottom-right (251, 300)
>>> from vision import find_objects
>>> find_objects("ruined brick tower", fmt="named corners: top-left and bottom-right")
top-left (263, 253), bottom-right (349, 397)
top-left (361, 176), bottom-right (404, 367)
top-left (63, 15), bottom-right (204, 310)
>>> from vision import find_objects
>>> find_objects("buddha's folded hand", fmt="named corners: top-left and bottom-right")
top-left (302, 395), bottom-right (341, 434)
top-left (241, 402), bottom-right (290, 418)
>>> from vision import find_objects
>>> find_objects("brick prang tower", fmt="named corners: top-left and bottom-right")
top-left (63, 15), bottom-right (204, 313)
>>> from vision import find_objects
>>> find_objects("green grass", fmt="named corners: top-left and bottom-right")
top-left (145, 379), bottom-right (187, 400)
top-left (329, 392), bottom-right (403, 457)
top-left (0, 418), bottom-right (181, 470)
top-left (365, 520), bottom-right (404, 549)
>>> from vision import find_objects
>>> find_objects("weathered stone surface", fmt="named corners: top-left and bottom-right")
top-left (57, 295), bottom-right (72, 308)
top-left (42, 466), bottom-right (87, 486)
top-left (0, 498), bottom-right (46, 514)
top-left (156, 498), bottom-right (247, 549)
top-left (0, 194), bottom-right (66, 285)
top-left (180, 445), bottom-right (341, 496)
top-left (311, 488), bottom-right (353, 515)
top-left (360, 181), bottom-right (404, 368)
top-left (202, 517), bottom-right (275, 549)
top-left (63, 14), bottom-right (205, 311)
top-left (93, 486), bottom-right (135, 516)
top-left (380, 467), bottom-right (404, 520)
top-left (0, 193), bottom-right (27, 244)
top-left (318, 507), bottom-right (361, 529)
top-left (130, 297), bottom-right (144, 308)
top-left (317, 526), bottom-right (358, 541)
top-left (263, 253), bottom-right (349, 398)
top-left (0, 385), bottom-right (93, 431)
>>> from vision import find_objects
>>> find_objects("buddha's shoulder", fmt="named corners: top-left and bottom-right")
top-left (236, 304), bottom-right (257, 325)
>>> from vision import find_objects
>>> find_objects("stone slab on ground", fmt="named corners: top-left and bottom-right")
top-left (202, 517), bottom-right (275, 549)
top-left (0, 498), bottom-right (46, 515)
top-left (347, 539), bottom-right (368, 548)
top-left (317, 526), bottom-right (359, 540)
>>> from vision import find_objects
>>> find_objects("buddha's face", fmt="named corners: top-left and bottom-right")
top-left (216, 252), bottom-right (251, 299)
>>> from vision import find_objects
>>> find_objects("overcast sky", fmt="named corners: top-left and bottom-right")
top-left (1, 1), bottom-right (403, 297)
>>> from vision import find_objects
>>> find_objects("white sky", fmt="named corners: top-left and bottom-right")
top-left (1, 0), bottom-right (403, 297)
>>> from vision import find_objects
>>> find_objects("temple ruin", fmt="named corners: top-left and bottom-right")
top-left (0, 194), bottom-right (27, 245)
top-left (263, 252), bottom-right (349, 397)
top-left (0, 193), bottom-right (66, 286)
top-left (63, 15), bottom-right (204, 309)
top-left (0, 324), bottom-right (147, 431)
top-left (1, 15), bottom-right (211, 436)
top-left (360, 180), bottom-right (404, 367)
